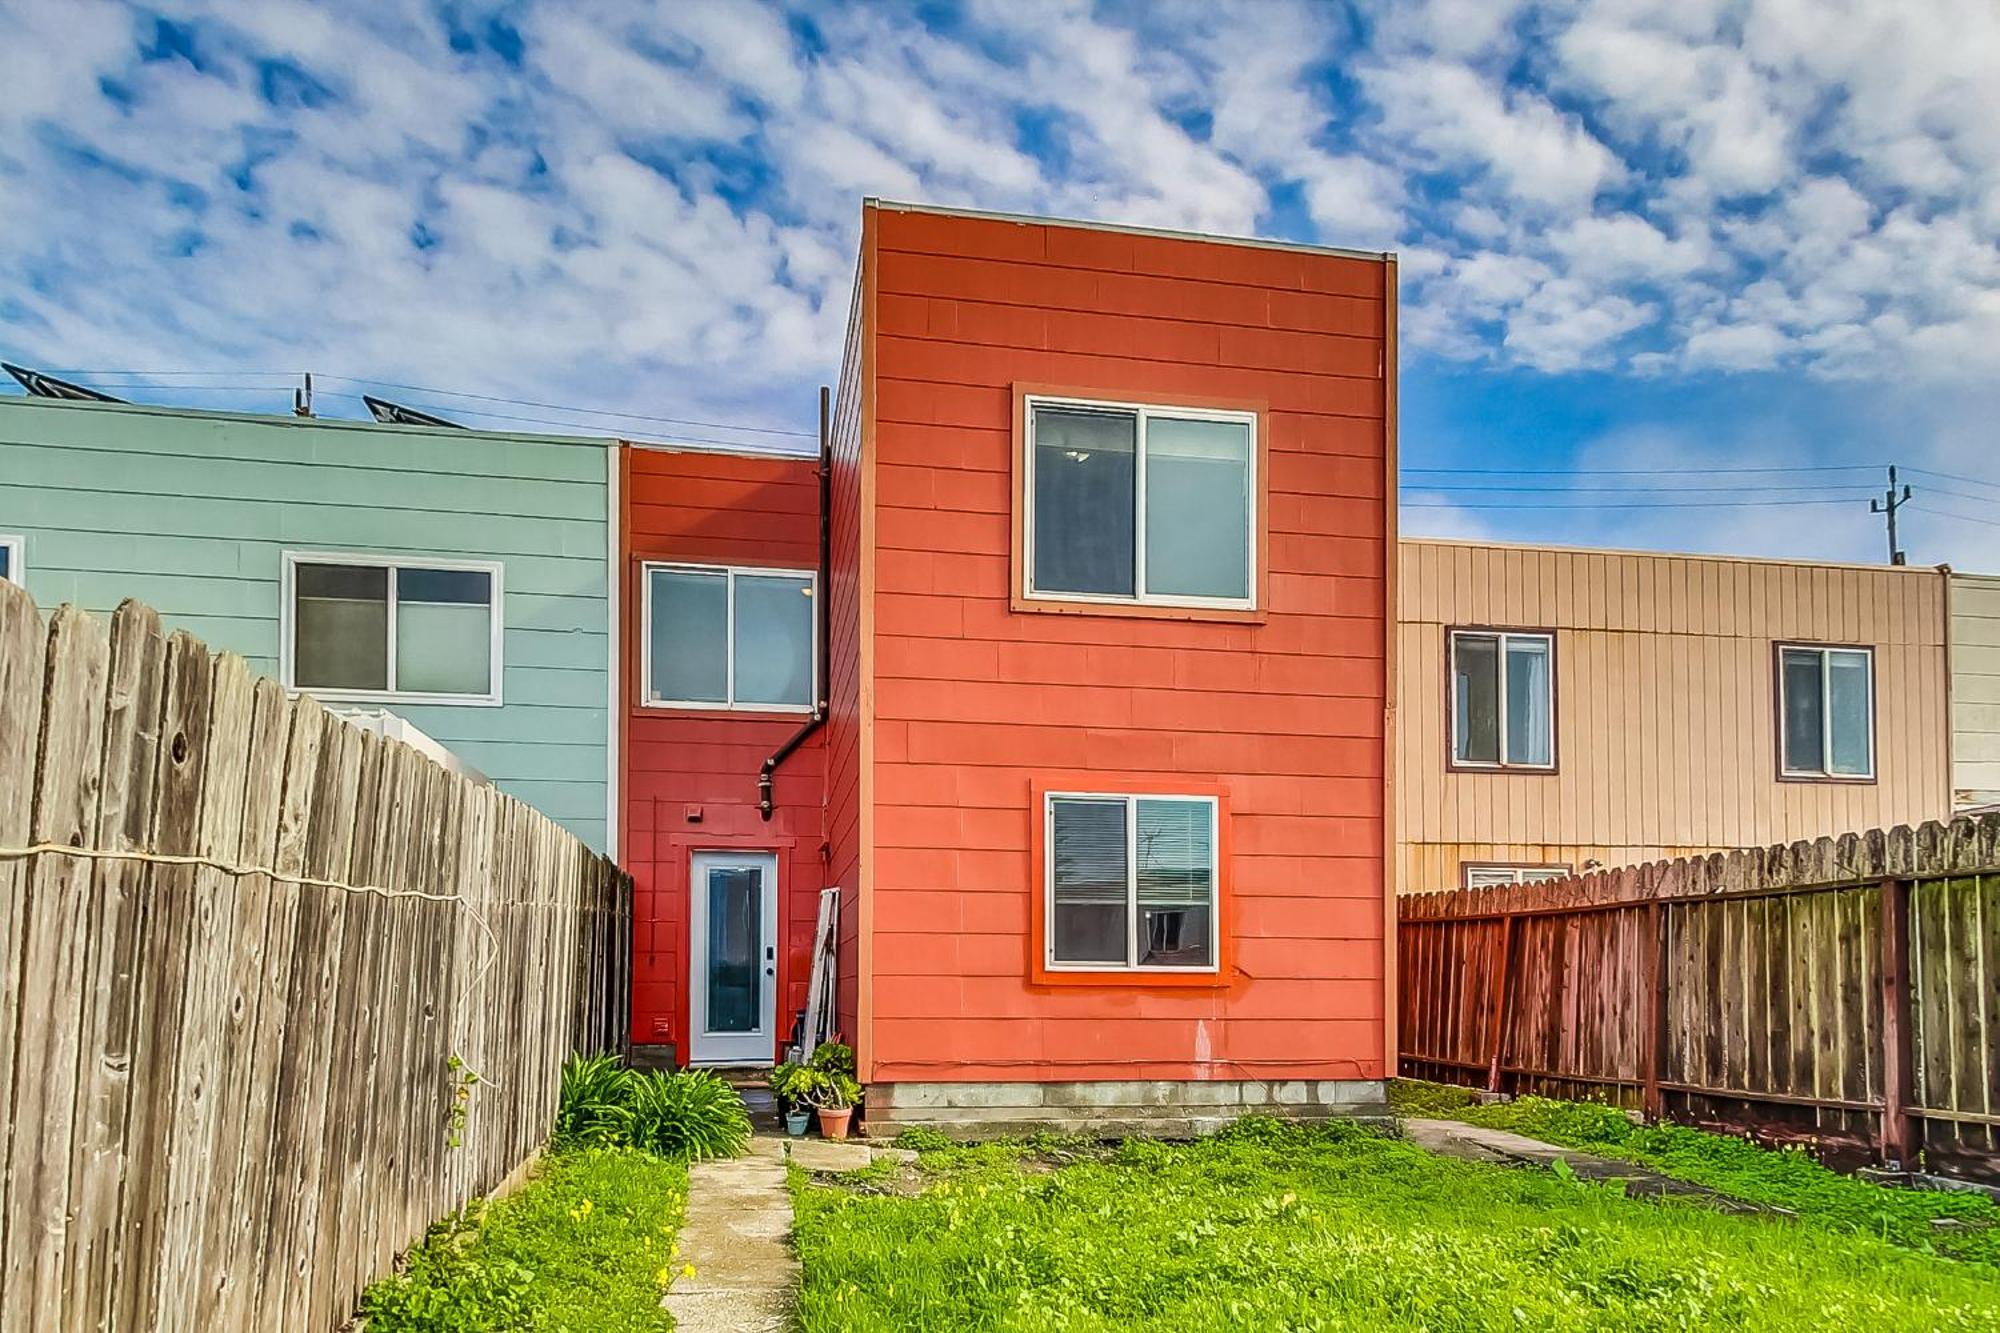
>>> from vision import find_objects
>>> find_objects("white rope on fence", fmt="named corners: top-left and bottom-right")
top-left (0, 839), bottom-right (507, 1088)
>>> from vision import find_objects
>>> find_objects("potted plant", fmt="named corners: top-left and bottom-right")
top-left (810, 1073), bottom-right (863, 1140)
top-left (767, 1061), bottom-right (815, 1137)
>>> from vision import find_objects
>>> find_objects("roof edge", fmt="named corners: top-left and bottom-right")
top-left (864, 197), bottom-right (1394, 265)
top-left (1401, 532), bottom-right (1952, 576)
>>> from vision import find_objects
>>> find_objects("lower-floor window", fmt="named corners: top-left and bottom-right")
top-left (1462, 863), bottom-right (1570, 889)
top-left (284, 552), bottom-right (503, 703)
top-left (1046, 792), bottom-right (1218, 971)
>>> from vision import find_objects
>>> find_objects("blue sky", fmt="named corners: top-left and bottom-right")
top-left (4, 0), bottom-right (1999, 565)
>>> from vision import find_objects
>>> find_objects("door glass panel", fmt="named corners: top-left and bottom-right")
top-left (705, 866), bottom-right (762, 1034)
top-left (1033, 407), bottom-right (1136, 597)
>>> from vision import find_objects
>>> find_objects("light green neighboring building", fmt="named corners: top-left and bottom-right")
top-left (0, 396), bottom-right (618, 852)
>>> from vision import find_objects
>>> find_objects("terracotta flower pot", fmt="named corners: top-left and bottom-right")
top-left (816, 1106), bottom-right (854, 1140)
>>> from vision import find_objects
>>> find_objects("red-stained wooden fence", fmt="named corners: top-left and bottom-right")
top-left (1401, 815), bottom-right (2000, 1182)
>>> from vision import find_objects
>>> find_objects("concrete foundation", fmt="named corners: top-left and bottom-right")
top-left (863, 1077), bottom-right (1389, 1139)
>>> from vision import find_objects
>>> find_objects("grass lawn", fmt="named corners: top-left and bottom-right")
top-left (1392, 1079), bottom-right (2000, 1267)
top-left (792, 1120), bottom-right (2000, 1331)
top-left (358, 1145), bottom-right (688, 1331)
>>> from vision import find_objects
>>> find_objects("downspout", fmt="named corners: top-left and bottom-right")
top-left (759, 385), bottom-right (832, 820)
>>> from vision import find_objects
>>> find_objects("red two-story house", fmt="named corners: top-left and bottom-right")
top-left (621, 200), bottom-right (1397, 1135)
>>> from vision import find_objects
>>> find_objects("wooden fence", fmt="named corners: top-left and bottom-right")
top-left (0, 581), bottom-right (632, 1332)
top-left (1401, 814), bottom-right (2000, 1182)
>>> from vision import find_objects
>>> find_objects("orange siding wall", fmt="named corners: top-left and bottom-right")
top-left (825, 266), bottom-right (871, 1056)
top-left (859, 204), bottom-right (1392, 1084)
top-left (621, 445), bottom-right (826, 1057)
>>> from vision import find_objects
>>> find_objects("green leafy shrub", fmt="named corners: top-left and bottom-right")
top-left (808, 1041), bottom-right (856, 1077)
top-left (553, 1054), bottom-right (748, 1162)
top-left (555, 1052), bottom-right (637, 1148)
top-left (892, 1125), bottom-right (954, 1153)
top-left (626, 1068), bottom-right (753, 1161)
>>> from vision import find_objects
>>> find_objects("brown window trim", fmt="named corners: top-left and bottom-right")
top-left (1009, 382), bottom-right (1270, 624)
top-left (1773, 640), bottom-right (1879, 786)
top-left (1459, 860), bottom-right (1573, 889)
top-left (1444, 625), bottom-right (1559, 775)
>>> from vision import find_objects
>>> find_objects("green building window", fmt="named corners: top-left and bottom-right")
top-left (285, 553), bottom-right (503, 704)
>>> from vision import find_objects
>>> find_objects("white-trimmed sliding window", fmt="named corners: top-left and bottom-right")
top-left (1450, 629), bottom-right (1555, 770)
top-left (0, 535), bottom-right (21, 584)
top-left (1023, 395), bottom-right (1256, 609)
top-left (1463, 863), bottom-right (1570, 889)
top-left (1045, 792), bottom-right (1218, 972)
top-left (1778, 643), bottom-right (1875, 780)
top-left (281, 552), bottom-right (504, 706)
top-left (642, 562), bottom-right (816, 712)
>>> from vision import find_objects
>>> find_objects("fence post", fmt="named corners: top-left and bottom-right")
top-left (1643, 899), bottom-right (1665, 1122)
top-left (1485, 914), bottom-right (1516, 1093)
top-left (1879, 877), bottom-right (1916, 1168)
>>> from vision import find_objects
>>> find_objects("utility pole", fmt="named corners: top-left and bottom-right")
top-left (1871, 465), bottom-right (1912, 565)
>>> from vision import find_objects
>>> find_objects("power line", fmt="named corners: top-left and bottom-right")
top-left (1904, 466), bottom-right (2000, 498)
top-left (1400, 463), bottom-right (1883, 477)
top-left (1410, 481), bottom-right (1879, 495)
top-left (1909, 504), bottom-right (2000, 530)
top-left (1400, 490), bottom-right (1864, 506)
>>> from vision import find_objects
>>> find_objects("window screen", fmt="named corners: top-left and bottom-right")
top-left (1032, 408), bottom-right (1136, 597)
top-left (294, 563), bottom-right (390, 691)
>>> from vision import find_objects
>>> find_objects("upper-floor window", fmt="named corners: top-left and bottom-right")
top-left (1778, 644), bottom-right (1874, 780)
top-left (1450, 628), bottom-right (1554, 770)
top-left (1044, 791), bottom-right (1219, 973)
top-left (0, 535), bottom-right (20, 584)
top-left (283, 552), bottom-right (503, 705)
top-left (643, 562), bottom-right (816, 711)
top-left (1023, 395), bottom-right (1256, 610)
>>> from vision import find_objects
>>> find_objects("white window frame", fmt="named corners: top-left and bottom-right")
top-left (1462, 863), bottom-right (1570, 889)
top-left (1448, 628), bottom-right (1556, 771)
top-left (1021, 394), bottom-right (1258, 611)
top-left (0, 535), bottom-right (21, 584)
top-left (1043, 790), bottom-right (1221, 974)
top-left (280, 550), bottom-right (505, 707)
top-left (639, 561), bottom-right (819, 714)
top-left (1777, 642), bottom-right (1876, 781)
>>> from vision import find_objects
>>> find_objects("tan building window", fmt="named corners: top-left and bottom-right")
top-left (1449, 629), bottom-right (1555, 770)
top-left (1778, 643), bottom-right (1874, 780)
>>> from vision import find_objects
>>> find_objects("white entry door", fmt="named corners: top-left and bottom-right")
top-left (689, 851), bottom-right (779, 1065)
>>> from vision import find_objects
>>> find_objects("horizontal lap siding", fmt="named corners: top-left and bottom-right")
top-left (0, 398), bottom-right (613, 848)
top-left (863, 207), bottom-right (1390, 1084)
top-left (622, 446), bottom-right (826, 1055)
top-left (1396, 539), bottom-right (1952, 894)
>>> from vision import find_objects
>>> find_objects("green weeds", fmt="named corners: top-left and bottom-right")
top-left (1390, 1079), bottom-right (2000, 1264)
top-left (358, 1146), bottom-right (687, 1332)
top-left (792, 1117), bottom-right (2000, 1330)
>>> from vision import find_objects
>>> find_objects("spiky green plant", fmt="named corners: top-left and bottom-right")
top-left (625, 1069), bottom-right (752, 1162)
top-left (553, 1052), bottom-right (636, 1148)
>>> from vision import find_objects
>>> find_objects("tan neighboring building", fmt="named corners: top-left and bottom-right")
top-left (1952, 571), bottom-right (2000, 809)
top-left (1396, 537), bottom-right (1953, 895)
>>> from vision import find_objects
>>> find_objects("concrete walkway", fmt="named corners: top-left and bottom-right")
top-left (661, 1137), bottom-right (915, 1332)
top-left (1403, 1118), bottom-right (1771, 1212)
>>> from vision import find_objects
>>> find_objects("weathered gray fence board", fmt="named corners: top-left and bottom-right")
top-left (0, 585), bottom-right (631, 1331)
